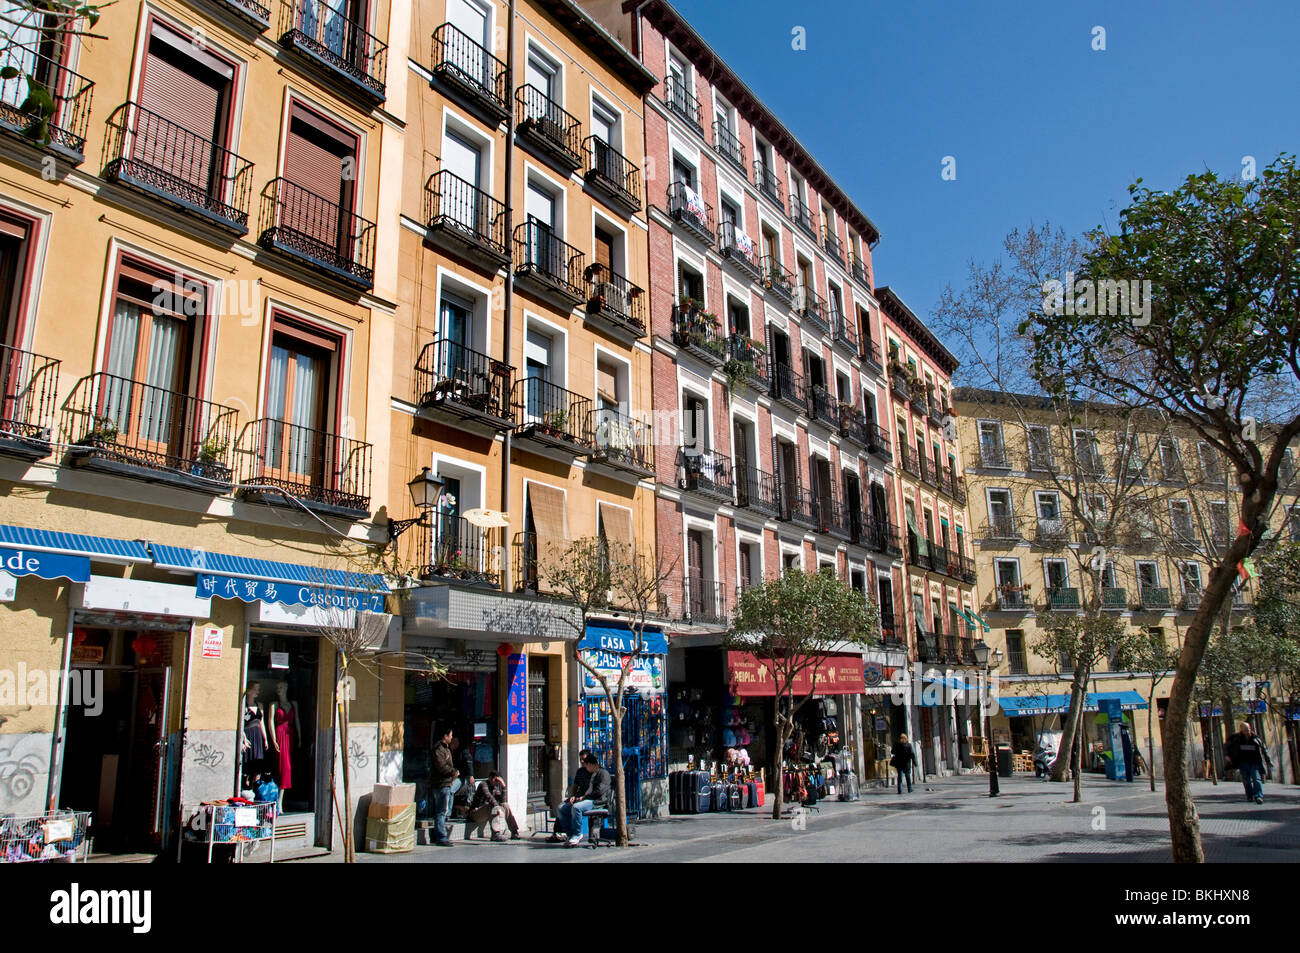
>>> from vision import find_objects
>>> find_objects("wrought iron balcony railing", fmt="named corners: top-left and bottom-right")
top-left (816, 496), bottom-right (852, 538)
top-left (831, 309), bottom-right (858, 354)
top-left (718, 221), bottom-right (762, 282)
top-left (712, 119), bottom-right (745, 173)
top-left (871, 519), bottom-right (903, 557)
top-left (237, 415), bottom-right (371, 515)
top-left (868, 423), bottom-right (891, 458)
top-left (890, 367), bottom-right (911, 402)
top-left (1182, 589), bottom-right (1202, 610)
top-left (516, 85), bottom-right (582, 169)
top-left (590, 408), bottom-right (653, 477)
top-left (681, 573), bottom-right (726, 624)
top-left (789, 195), bottom-right (816, 239)
top-left (808, 385), bottom-right (839, 428)
top-left (979, 445), bottom-right (1010, 468)
top-left (278, 0), bottom-right (387, 100)
top-left (862, 338), bottom-right (883, 372)
top-left (821, 226), bottom-right (843, 264)
top-left (0, 343), bottom-right (59, 455)
top-left (781, 486), bottom-right (819, 528)
top-left (0, 35), bottom-right (95, 159)
top-left (415, 338), bottom-right (513, 430)
top-left (672, 301), bottom-right (728, 364)
top-left (511, 377), bottom-right (592, 454)
top-left (513, 221), bottom-right (585, 307)
top-left (729, 333), bottom-right (769, 389)
top-left (735, 467), bottom-right (780, 518)
top-left (583, 136), bottom-right (642, 214)
top-left (1007, 650), bottom-right (1028, 675)
top-left (986, 514), bottom-right (1020, 539)
top-left (1036, 517), bottom-right (1069, 543)
top-left (795, 284), bottom-right (828, 335)
top-left (761, 255), bottom-right (794, 305)
top-left (584, 263), bottom-right (646, 338)
top-left (63, 373), bottom-right (239, 489)
top-left (1045, 587), bottom-right (1081, 611)
top-left (430, 22), bottom-right (509, 122)
top-left (423, 169), bottom-right (508, 266)
top-left (666, 180), bottom-right (714, 244)
top-left (839, 406), bottom-right (871, 448)
top-left (258, 177), bottom-right (376, 289)
top-left (663, 74), bottom-right (702, 130)
top-left (418, 512), bottom-right (500, 587)
top-left (680, 446), bottom-right (733, 503)
top-left (850, 252), bottom-right (870, 288)
top-left (770, 362), bottom-right (806, 411)
top-left (1101, 587), bottom-right (1128, 609)
top-left (896, 444), bottom-right (921, 479)
top-left (102, 102), bottom-right (253, 231)
top-left (1139, 586), bottom-right (1172, 610)
top-left (753, 159), bottom-right (782, 204)
top-left (997, 590), bottom-right (1029, 611)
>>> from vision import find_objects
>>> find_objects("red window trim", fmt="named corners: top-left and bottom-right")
top-left (265, 310), bottom-right (346, 433)
top-left (0, 206), bottom-right (43, 350)
top-left (283, 97), bottom-right (360, 212)
top-left (135, 13), bottom-right (242, 155)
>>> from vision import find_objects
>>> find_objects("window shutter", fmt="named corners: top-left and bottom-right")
top-left (527, 482), bottom-right (566, 541)
top-left (598, 502), bottom-right (633, 551)
top-left (137, 36), bottom-right (228, 189)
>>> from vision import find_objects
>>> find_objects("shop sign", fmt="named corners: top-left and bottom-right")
top-left (196, 573), bottom-right (385, 613)
top-left (201, 626), bottom-right (223, 659)
top-left (270, 652), bottom-right (289, 670)
top-left (579, 624), bottom-right (668, 655)
top-left (70, 645), bottom-right (104, 664)
top-left (0, 547), bottom-right (91, 584)
top-left (727, 652), bottom-right (866, 697)
top-left (579, 649), bottom-right (663, 694)
top-left (506, 653), bottom-right (527, 735)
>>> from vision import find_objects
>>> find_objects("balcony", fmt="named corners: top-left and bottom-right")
top-left (928, 399), bottom-right (946, 427)
top-left (1035, 517), bottom-right (1070, 544)
top-left (728, 333), bottom-right (769, 391)
top-left (63, 373), bottom-right (238, 492)
top-left (861, 338), bottom-right (883, 374)
top-left (979, 445), bottom-right (1010, 469)
top-left (916, 633), bottom-right (940, 664)
top-left (666, 181), bottom-right (715, 245)
top-left (101, 103), bottom-right (253, 234)
top-left (511, 378), bottom-right (592, 458)
top-left (944, 467), bottom-right (967, 504)
top-left (1044, 587), bottom-right (1081, 611)
top-left (807, 385), bottom-right (839, 429)
top-left (718, 221), bottom-right (763, 283)
top-left (906, 536), bottom-right (932, 571)
top-left (1027, 451), bottom-right (1056, 473)
top-left (0, 344), bottom-right (59, 460)
top-left (770, 362), bottom-right (807, 413)
top-left (781, 486), bottom-right (819, 529)
top-left (997, 589), bottom-right (1030, 611)
top-left (986, 514), bottom-right (1021, 540)
top-left (1138, 586), bottom-right (1173, 611)
top-left (237, 417), bottom-right (371, 517)
top-left (582, 136), bottom-right (642, 215)
top-left (795, 285), bottom-right (829, 336)
top-left (589, 408), bottom-right (654, 480)
top-left (712, 120), bottom-right (746, 175)
top-left (258, 177), bottom-right (375, 290)
top-left (423, 170), bottom-right (508, 272)
top-left (512, 221), bottom-right (585, 312)
top-left (201, 0), bottom-right (271, 29)
top-left (917, 455), bottom-right (935, 487)
top-left (822, 228), bottom-right (845, 266)
top-left (679, 447), bottom-right (733, 504)
top-left (672, 301), bottom-right (728, 365)
top-left (414, 339), bottom-right (513, 432)
top-left (663, 75), bottom-right (702, 133)
top-left (1182, 589), bottom-right (1202, 610)
top-left (789, 196), bottom-right (816, 239)
top-left (679, 573), bottom-right (726, 625)
top-left (871, 520), bottom-right (903, 558)
top-left (1008, 650), bottom-right (1028, 675)
top-left (839, 407), bottom-right (871, 450)
top-left (753, 160), bottom-right (782, 204)
top-left (889, 366), bottom-right (911, 402)
top-left (0, 37), bottom-right (94, 162)
top-left (896, 445), bottom-right (921, 479)
top-left (418, 513), bottom-right (500, 588)
top-left (831, 310), bottom-right (858, 356)
top-left (512, 531), bottom-right (542, 593)
top-left (515, 86), bottom-right (582, 172)
top-left (850, 252), bottom-right (871, 289)
top-left (430, 23), bottom-right (509, 126)
top-left (277, 0), bottom-right (387, 103)
top-left (941, 636), bottom-right (960, 663)
top-left (583, 263), bottom-right (646, 343)
top-left (761, 256), bottom-right (794, 307)
top-left (735, 467), bottom-right (780, 518)
top-left (1102, 587), bottom-right (1128, 610)
top-left (868, 423), bottom-right (892, 460)
top-left (816, 497), bottom-right (852, 539)
top-left (1078, 453), bottom-right (1108, 479)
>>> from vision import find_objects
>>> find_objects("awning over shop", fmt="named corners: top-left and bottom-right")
top-left (0, 523), bottom-right (151, 582)
top-left (580, 622), bottom-right (668, 655)
top-left (998, 690), bottom-right (1150, 717)
top-left (727, 651), bottom-right (866, 697)
top-left (150, 544), bottom-right (386, 593)
top-left (402, 583), bottom-right (581, 644)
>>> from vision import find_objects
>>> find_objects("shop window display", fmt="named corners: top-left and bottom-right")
top-left (403, 668), bottom-right (498, 818)
top-left (245, 635), bottom-right (318, 814)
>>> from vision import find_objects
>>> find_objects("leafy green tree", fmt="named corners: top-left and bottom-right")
top-left (1, 1), bottom-right (109, 145)
top-left (727, 569), bottom-right (877, 820)
top-left (1023, 155), bottom-right (1300, 862)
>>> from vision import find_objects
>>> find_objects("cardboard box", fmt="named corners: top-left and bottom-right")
top-left (367, 800), bottom-right (412, 820)
top-left (369, 783), bottom-right (416, 807)
top-left (365, 804), bottom-right (416, 854)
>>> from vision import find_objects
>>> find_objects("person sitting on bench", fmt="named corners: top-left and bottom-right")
top-left (555, 753), bottom-right (609, 847)
top-left (466, 771), bottom-right (520, 841)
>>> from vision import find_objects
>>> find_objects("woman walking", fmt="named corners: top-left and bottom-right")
top-left (891, 734), bottom-right (917, 794)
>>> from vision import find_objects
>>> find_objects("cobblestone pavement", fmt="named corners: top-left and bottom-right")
top-left (305, 772), bottom-right (1300, 863)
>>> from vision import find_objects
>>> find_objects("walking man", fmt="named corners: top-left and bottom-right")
top-left (1224, 721), bottom-right (1272, 804)
top-left (890, 734), bottom-right (917, 794)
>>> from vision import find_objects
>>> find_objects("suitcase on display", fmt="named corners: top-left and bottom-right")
top-left (754, 780), bottom-right (765, 807)
top-left (692, 772), bottom-right (711, 813)
top-left (744, 780), bottom-right (757, 808)
top-left (711, 782), bottom-right (726, 812)
top-left (728, 784), bottom-right (742, 810)
top-left (837, 770), bottom-right (860, 802)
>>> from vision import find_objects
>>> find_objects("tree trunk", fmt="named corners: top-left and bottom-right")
top-left (1147, 680), bottom-right (1157, 793)
top-left (1051, 659), bottom-right (1090, 781)
top-left (1072, 706), bottom-right (1083, 803)
top-left (771, 714), bottom-right (789, 820)
top-left (338, 663), bottom-right (354, 864)
top-left (612, 704), bottom-right (628, 846)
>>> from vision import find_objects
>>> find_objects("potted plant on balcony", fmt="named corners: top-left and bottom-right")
top-left (192, 435), bottom-right (232, 483)
top-left (722, 357), bottom-right (751, 394)
top-left (541, 408), bottom-right (569, 439)
top-left (79, 415), bottom-right (119, 449)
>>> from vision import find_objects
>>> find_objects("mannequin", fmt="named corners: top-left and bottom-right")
top-left (240, 682), bottom-right (267, 784)
top-left (267, 681), bottom-right (301, 807)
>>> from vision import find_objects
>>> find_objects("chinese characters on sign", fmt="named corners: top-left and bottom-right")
top-left (506, 653), bottom-right (527, 735)
top-left (194, 574), bottom-right (386, 612)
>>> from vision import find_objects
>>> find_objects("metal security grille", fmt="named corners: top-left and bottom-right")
top-left (582, 694), bottom-right (667, 820)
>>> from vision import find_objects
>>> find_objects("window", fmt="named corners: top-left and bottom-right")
top-left (727, 298), bottom-right (750, 337)
top-left (591, 97), bottom-right (620, 151)
top-left (263, 315), bottom-right (341, 485)
top-left (1159, 437), bottom-right (1182, 481)
top-left (1044, 559), bottom-right (1069, 592)
top-left (1209, 500), bottom-right (1229, 543)
top-left (0, 211), bottom-right (35, 351)
top-left (1136, 561), bottom-right (1160, 590)
top-left (1036, 491), bottom-right (1060, 520)
top-left (995, 558), bottom-right (1022, 590)
top-left (1180, 562), bottom-right (1203, 595)
top-left (1027, 425), bottom-right (1052, 469)
top-left (522, 324), bottom-right (561, 422)
top-left (738, 540), bottom-right (761, 591)
top-left (978, 420), bottom-right (1006, 466)
top-left (1006, 630), bottom-right (1027, 674)
top-left (682, 390), bottom-right (708, 452)
top-left (1169, 500), bottom-right (1194, 542)
top-left (523, 177), bottom-right (559, 273)
top-left (677, 260), bottom-right (703, 303)
top-left (282, 103), bottom-right (359, 249)
top-left (1073, 429), bottom-right (1102, 474)
top-left (525, 45), bottom-right (559, 104)
top-left (987, 488), bottom-right (1014, 537)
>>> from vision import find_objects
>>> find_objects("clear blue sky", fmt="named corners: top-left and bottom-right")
top-left (670, 0), bottom-right (1300, 324)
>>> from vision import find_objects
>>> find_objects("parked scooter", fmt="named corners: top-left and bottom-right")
top-left (1033, 730), bottom-right (1063, 778)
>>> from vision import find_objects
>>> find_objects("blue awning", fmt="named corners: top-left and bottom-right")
top-left (997, 691), bottom-right (1149, 717)
top-left (150, 545), bottom-right (387, 594)
top-left (0, 523), bottom-right (150, 562)
top-left (580, 622), bottom-right (668, 655)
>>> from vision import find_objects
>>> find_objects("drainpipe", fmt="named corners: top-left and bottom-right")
top-left (501, 0), bottom-right (516, 591)
top-left (633, 0), bottom-right (653, 59)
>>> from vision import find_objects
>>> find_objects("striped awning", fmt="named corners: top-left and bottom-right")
top-left (0, 523), bottom-right (150, 562)
top-left (150, 545), bottom-right (387, 594)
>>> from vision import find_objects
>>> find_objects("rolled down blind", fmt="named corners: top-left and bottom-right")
top-left (599, 501), bottom-right (633, 551)
top-left (528, 482), bottom-right (566, 541)
top-left (283, 108), bottom-right (354, 246)
top-left (138, 35), bottom-right (227, 188)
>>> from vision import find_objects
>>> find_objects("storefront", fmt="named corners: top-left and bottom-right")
top-left (998, 691), bottom-right (1150, 772)
top-left (861, 649), bottom-right (910, 781)
top-left (577, 621), bottom-right (668, 818)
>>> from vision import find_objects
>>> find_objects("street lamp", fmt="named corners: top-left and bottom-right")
top-left (973, 640), bottom-right (1003, 797)
top-left (387, 467), bottom-right (445, 542)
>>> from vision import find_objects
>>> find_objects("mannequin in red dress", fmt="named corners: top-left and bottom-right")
top-left (267, 681), bottom-right (300, 806)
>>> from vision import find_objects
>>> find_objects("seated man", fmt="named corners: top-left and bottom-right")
top-left (466, 771), bottom-right (520, 841)
top-left (555, 753), bottom-right (610, 847)
top-left (548, 749), bottom-right (591, 843)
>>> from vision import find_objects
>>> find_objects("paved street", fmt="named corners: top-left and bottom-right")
top-left (307, 773), bottom-right (1300, 864)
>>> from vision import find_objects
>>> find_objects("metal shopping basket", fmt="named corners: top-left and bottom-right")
top-left (0, 810), bottom-right (92, 863)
